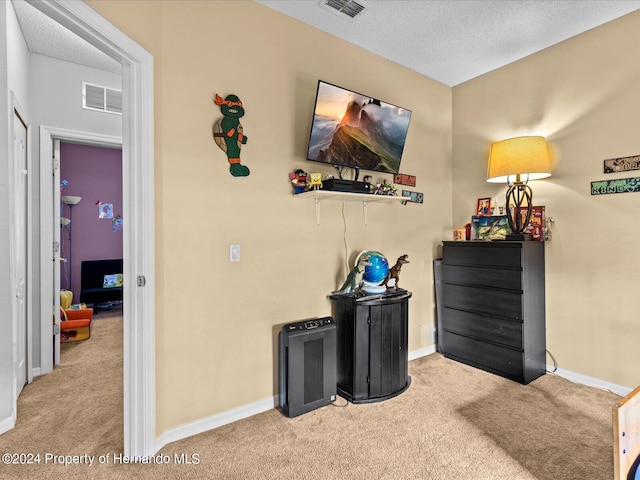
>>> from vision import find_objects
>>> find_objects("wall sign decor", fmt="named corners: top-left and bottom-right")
top-left (401, 190), bottom-right (423, 204)
top-left (213, 93), bottom-right (250, 177)
top-left (591, 177), bottom-right (640, 195)
top-left (604, 155), bottom-right (640, 174)
top-left (394, 173), bottom-right (416, 187)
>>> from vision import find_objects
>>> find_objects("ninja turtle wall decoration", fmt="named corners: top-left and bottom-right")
top-left (213, 93), bottom-right (250, 177)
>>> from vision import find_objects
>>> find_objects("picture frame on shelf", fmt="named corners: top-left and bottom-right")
top-left (476, 197), bottom-right (491, 216)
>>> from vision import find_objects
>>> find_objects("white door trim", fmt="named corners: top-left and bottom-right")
top-left (30, 0), bottom-right (155, 457)
top-left (39, 127), bottom-right (123, 373)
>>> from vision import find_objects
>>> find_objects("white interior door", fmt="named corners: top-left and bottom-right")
top-left (53, 139), bottom-right (61, 366)
top-left (13, 109), bottom-right (28, 398)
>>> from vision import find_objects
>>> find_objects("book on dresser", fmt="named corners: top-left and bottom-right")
top-left (439, 241), bottom-right (546, 384)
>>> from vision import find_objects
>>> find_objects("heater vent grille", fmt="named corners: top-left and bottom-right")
top-left (325, 0), bottom-right (365, 18)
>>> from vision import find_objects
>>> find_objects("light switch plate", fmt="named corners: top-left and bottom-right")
top-left (229, 244), bottom-right (240, 262)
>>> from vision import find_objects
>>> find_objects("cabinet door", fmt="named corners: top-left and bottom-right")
top-left (368, 301), bottom-right (408, 398)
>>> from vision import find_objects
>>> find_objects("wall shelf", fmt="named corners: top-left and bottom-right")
top-left (294, 189), bottom-right (406, 225)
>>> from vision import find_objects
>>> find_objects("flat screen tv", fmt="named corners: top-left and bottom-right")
top-left (306, 80), bottom-right (412, 175)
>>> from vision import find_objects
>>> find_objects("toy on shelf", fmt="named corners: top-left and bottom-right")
top-left (373, 181), bottom-right (397, 196)
top-left (309, 173), bottom-right (323, 190)
top-left (289, 169), bottom-right (308, 194)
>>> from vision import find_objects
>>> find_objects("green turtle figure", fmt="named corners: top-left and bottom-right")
top-left (213, 93), bottom-right (250, 177)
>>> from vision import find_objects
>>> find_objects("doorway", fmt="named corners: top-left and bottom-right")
top-left (59, 141), bottom-right (124, 311)
top-left (28, 0), bottom-right (155, 457)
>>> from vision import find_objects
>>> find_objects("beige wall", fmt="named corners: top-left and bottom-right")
top-left (86, 0), bottom-right (640, 437)
top-left (87, 1), bottom-right (452, 435)
top-left (453, 11), bottom-right (640, 388)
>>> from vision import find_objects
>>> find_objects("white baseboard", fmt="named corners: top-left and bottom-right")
top-left (0, 415), bottom-right (15, 436)
top-left (153, 347), bottom-right (438, 455)
top-left (154, 395), bottom-right (277, 454)
top-left (152, 350), bottom-right (629, 457)
top-left (547, 365), bottom-right (633, 397)
top-left (31, 368), bottom-right (41, 378)
top-left (409, 345), bottom-right (437, 361)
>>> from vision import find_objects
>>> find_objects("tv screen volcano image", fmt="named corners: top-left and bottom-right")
top-left (306, 81), bottom-right (412, 174)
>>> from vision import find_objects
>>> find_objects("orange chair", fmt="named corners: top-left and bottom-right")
top-left (60, 290), bottom-right (93, 342)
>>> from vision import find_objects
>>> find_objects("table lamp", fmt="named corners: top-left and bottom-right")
top-left (486, 136), bottom-right (552, 240)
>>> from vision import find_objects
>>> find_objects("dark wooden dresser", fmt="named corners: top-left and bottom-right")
top-left (440, 241), bottom-right (546, 384)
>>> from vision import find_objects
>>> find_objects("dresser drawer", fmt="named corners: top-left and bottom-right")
top-left (442, 307), bottom-right (522, 349)
top-left (442, 331), bottom-right (524, 380)
top-left (443, 264), bottom-right (522, 290)
top-left (443, 284), bottom-right (522, 319)
top-left (443, 244), bottom-right (522, 268)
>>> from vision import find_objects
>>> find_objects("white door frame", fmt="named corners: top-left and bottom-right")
top-left (40, 129), bottom-right (123, 370)
top-left (31, 0), bottom-right (155, 457)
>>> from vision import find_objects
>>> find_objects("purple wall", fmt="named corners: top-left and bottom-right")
top-left (60, 142), bottom-right (123, 301)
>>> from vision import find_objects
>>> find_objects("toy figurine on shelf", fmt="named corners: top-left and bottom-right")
top-left (289, 169), bottom-right (308, 194)
top-left (373, 181), bottom-right (397, 196)
top-left (309, 173), bottom-right (323, 190)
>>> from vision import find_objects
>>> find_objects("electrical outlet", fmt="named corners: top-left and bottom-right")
top-left (229, 244), bottom-right (240, 262)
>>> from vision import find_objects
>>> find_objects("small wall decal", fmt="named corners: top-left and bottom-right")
top-left (98, 203), bottom-right (113, 219)
top-left (394, 173), bottom-right (416, 187)
top-left (112, 215), bottom-right (123, 233)
top-left (401, 190), bottom-right (423, 204)
top-left (213, 93), bottom-right (250, 177)
top-left (591, 177), bottom-right (640, 195)
top-left (604, 155), bottom-right (640, 174)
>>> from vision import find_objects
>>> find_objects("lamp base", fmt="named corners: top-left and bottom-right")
top-left (505, 233), bottom-right (534, 241)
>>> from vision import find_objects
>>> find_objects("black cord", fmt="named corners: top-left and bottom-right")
top-left (546, 349), bottom-right (558, 373)
top-left (332, 397), bottom-right (349, 408)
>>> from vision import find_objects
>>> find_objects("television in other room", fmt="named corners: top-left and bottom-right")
top-left (306, 80), bottom-right (412, 175)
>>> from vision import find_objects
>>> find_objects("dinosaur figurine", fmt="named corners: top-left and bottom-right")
top-left (333, 255), bottom-right (371, 295)
top-left (384, 254), bottom-right (410, 289)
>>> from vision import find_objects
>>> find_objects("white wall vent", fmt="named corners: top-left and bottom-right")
top-left (324, 0), bottom-right (365, 18)
top-left (82, 82), bottom-right (122, 115)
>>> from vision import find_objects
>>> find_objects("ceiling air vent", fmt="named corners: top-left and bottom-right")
top-left (325, 0), bottom-right (365, 19)
top-left (82, 82), bottom-right (122, 115)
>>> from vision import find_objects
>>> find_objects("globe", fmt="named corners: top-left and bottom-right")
top-left (357, 250), bottom-right (389, 293)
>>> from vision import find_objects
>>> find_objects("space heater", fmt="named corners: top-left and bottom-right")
top-left (279, 317), bottom-right (337, 418)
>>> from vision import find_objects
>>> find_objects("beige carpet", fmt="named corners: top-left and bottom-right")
top-left (0, 314), bottom-right (621, 479)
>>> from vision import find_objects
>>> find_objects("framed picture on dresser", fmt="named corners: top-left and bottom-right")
top-left (476, 197), bottom-right (491, 216)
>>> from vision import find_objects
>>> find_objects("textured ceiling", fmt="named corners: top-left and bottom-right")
top-left (257, 0), bottom-right (640, 86)
top-left (12, 1), bottom-right (640, 85)
top-left (11, 0), bottom-right (121, 74)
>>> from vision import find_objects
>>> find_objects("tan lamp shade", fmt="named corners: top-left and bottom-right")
top-left (487, 136), bottom-right (552, 183)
